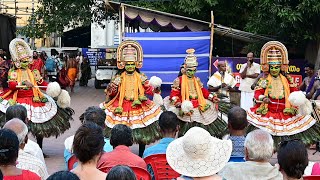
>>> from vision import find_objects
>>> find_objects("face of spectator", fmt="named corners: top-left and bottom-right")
top-left (33, 52), bottom-right (38, 59)
top-left (218, 62), bottom-right (227, 72)
top-left (247, 52), bottom-right (254, 63)
top-left (305, 67), bottom-right (314, 77)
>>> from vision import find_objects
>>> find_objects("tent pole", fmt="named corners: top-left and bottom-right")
top-left (209, 11), bottom-right (214, 78)
top-left (121, 4), bottom-right (125, 42)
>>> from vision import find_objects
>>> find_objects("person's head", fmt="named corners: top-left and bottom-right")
top-left (40, 51), bottom-right (47, 60)
top-left (33, 51), bottom-right (38, 59)
top-left (277, 139), bottom-right (308, 179)
top-left (51, 49), bottom-right (59, 56)
top-left (73, 122), bottom-right (105, 164)
top-left (159, 111), bottom-right (179, 137)
top-left (218, 61), bottom-right (227, 73)
top-left (106, 165), bottom-right (137, 180)
top-left (0, 128), bottom-right (19, 166)
top-left (5, 104), bottom-right (28, 123)
top-left (247, 52), bottom-right (254, 64)
top-left (3, 118), bottom-right (29, 149)
top-left (110, 124), bottom-right (133, 148)
top-left (124, 61), bottom-right (136, 74)
top-left (178, 63), bottom-right (186, 77)
top-left (47, 171), bottom-right (80, 180)
top-left (227, 106), bottom-right (248, 133)
top-left (79, 106), bottom-right (106, 128)
top-left (244, 129), bottom-right (274, 162)
top-left (305, 63), bottom-right (315, 77)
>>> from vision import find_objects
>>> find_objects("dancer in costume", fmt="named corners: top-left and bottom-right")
top-left (0, 38), bottom-right (74, 150)
top-left (100, 40), bottom-right (162, 156)
top-left (247, 41), bottom-right (320, 145)
top-left (164, 49), bottom-right (226, 137)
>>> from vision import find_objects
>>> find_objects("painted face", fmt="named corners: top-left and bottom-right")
top-left (186, 67), bottom-right (196, 78)
top-left (270, 65), bottom-right (281, 77)
top-left (125, 62), bottom-right (136, 73)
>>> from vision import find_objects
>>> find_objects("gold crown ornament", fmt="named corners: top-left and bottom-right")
top-left (9, 38), bottom-right (33, 68)
top-left (184, 48), bottom-right (198, 69)
top-left (260, 41), bottom-right (289, 72)
top-left (117, 40), bottom-right (143, 69)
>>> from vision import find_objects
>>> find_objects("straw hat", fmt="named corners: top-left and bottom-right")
top-left (166, 127), bottom-right (232, 177)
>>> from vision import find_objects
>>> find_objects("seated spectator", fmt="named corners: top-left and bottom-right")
top-left (143, 111), bottom-right (179, 158)
top-left (166, 127), bottom-right (232, 180)
top-left (0, 128), bottom-right (40, 180)
top-left (3, 118), bottom-right (49, 180)
top-left (106, 165), bottom-right (137, 180)
top-left (277, 139), bottom-right (308, 180)
top-left (64, 106), bottom-right (112, 168)
top-left (224, 106), bottom-right (248, 157)
top-left (219, 129), bottom-right (283, 180)
top-left (71, 122), bottom-right (107, 180)
top-left (5, 104), bottom-right (45, 164)
top-left (98, 124), bottom-right (147, 171)
top-left (47, 171), bottom-right (80, 180)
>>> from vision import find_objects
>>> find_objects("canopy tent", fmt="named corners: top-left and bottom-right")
top-left (107, 1), bottom-right (274, 42)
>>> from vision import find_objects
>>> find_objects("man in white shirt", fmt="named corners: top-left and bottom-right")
top-left (3, 118), bottom-right (49, 180)
top-left (5, 104), bottom-right (45, 163)
top-left (208, 61), bottom-right (236, 102)
top-left (239, 52), bottom-right (260, 110)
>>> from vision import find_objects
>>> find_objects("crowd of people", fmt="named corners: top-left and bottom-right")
top-left (0, 48), bottom-right (91, 93)
top-left (1, 38), bottom-right (320, 180)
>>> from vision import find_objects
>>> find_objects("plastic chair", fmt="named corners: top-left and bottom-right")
top-left (303, 175), bottom-right (320, 180)
top-left (67, 155), bottom-right (78, 170)
top-left (131, 166), bottom-right (152, 180)
top-left (228, 156), bottom-right (245, 162)
top-left (144, 154), bottom-right (180, 180)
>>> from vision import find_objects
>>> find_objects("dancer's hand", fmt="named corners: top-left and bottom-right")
top-left (263, 97), bottom-right (270, 104)
top-left (23, 81), bottom-right (33, 88)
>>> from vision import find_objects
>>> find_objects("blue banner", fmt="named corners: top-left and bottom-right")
top-left (124, 31), bottom-right (211, 85)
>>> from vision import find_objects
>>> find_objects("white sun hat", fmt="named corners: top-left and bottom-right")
top-left (166, 127), bottom-right (232, 177)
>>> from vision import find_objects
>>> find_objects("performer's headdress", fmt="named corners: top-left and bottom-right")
top-left (117, 40), bottom-right (143, 69)
top-left (9, 38), bottom-right (33, 68)
top-left (184, 49), bottom-right (198, 69)
top-left (260, 41), bottom-right (289, 72)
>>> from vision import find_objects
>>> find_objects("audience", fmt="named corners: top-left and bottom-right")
top-left (3, 118), bottom-right (49, 180)
top-left (277, 139), bottom-right (308, 180)
top-left (225, 106), bottom-right (248, 157)
top-left (106, 165), bottom-right (137, 180)
top-left (220, 129), bottom-right (283, 180)
top-left (0, 128), bottom-right (40, 180)
top-left (71, 122), bottom-right (107, 180)
top-left (47, 171), bottom-right (80, 180)
top-left (64, 106), bottom-right (112, 168)
top-left (4, 105), bottom-right (45, 164)
top-left (167, 127), bottom-right (232, 180)
top-left (98, 124), bottom-right (147, 171)
top-left (143, 111), bottom-right (179, 158)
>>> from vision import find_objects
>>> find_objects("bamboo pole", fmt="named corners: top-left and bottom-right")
top-left (121, 4), bottom-right (125, 42)
top-left (209, 11), bottom-right (214, 78)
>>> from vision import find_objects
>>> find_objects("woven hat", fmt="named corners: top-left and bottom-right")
top-left (166, 127), bottom-right (232, 177)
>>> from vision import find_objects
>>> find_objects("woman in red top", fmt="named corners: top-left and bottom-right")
top-left (0, 128), bottom-right (40, 180)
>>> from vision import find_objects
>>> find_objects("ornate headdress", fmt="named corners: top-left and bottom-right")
top-left (9, 38), bottom-right (33, 68)
top-left (260, 41), bottom-right (289, 72)
top-left (184, 49), bottom-right (198, 69)
top-left (117, 40), bottom-right (143, 69)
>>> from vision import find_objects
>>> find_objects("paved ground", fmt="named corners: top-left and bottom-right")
top-left (38, 79), bottom-right (320, 175)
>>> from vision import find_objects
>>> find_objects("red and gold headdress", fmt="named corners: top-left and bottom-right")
top-left (260, 41), bottom-right (289, 72)
top-left (117, 40), bottom-right (143, 69)
top-left (9, 38), bottom-right (33, 68)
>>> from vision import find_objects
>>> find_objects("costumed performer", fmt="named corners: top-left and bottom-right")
top-left (100, 40), bottom-right (163, 157)
top-left (0, 38), bottom-right (74, 150)
top-left (164, 49), bottom-right (226, 137)
top-left (247, 41), bottom-right (320, 145)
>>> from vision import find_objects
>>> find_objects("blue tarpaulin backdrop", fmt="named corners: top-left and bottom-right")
top-left (124, 31), bottom-right (211, 85)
